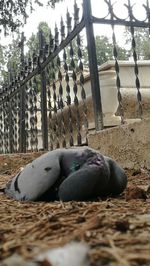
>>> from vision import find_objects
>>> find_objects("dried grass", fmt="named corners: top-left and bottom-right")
top-left (0, 154), bottom-right (150, 265)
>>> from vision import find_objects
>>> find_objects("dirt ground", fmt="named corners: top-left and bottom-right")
top-left (0, 153), bottom-right (150, 266)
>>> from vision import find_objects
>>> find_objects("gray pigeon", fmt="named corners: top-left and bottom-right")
top-left (2, 147), bottom-right (127, 201)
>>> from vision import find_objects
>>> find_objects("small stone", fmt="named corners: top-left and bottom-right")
top-left (1, 254), bottom-right (38, 266)
top-left (37, 242), bottom-right (90, 266)
top-left (115, 219), bottom-right (130, 232)
top-left (76, 216), bottom-right (86, 223)
top-left (85, 231), bottom-right (92, 237)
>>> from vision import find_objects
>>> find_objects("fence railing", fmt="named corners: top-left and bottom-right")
top-left (0, 0), bottom-right (150, 153)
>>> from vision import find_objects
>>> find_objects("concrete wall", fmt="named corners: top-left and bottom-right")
top-left (100, 60), bottom-right (150, 120)
top-left (49, 60), bottom-right (150, 129)
top-left (38, 60), bottom-right (150, 150)
top-left (88, 118), bottom-right (150, 170)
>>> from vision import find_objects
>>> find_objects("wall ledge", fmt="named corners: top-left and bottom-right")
top-left (88, 118), bottom-right (150, 170)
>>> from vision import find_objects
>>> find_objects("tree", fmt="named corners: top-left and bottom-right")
top-left (0, 22), bottom-right (51, 86)
top-left (26, 22), bottom-right (53, 91)
top-left (124, 27), bottom-right (150, 60)
top-left (0, 0), bottom-right (62, 35)
top-left (0, 35), bottom-right (22, 86)
top-left (26, 22), bottom-right (50, 56)
top-left (94, 35), bottom-right (128, 66)
top-left (142, 40), bottom-right (150, 60)
top-left (0, 44), bottom-right (7, 85)
top-left (95, 36), bottom-right (113, 65)
top-left (63, 35), bottom-right (129, 72)
top-left (65, 36), bottom-right (88, 71)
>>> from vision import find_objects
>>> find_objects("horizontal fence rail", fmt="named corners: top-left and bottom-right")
top-left (0, 0), bottom-right (150, 153)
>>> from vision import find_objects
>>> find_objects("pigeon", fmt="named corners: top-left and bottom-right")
top-left (2, 147), bottom-right (127, 201)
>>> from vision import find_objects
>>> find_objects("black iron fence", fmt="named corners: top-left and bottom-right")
top-left (0, 0), bottom-right (150, 153)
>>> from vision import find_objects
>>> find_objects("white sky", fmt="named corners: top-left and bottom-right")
top-left (0, 0), bottom-right (148, 47)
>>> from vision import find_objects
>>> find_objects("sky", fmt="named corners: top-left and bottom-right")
top-left (0, 0), bottom-right (148, 47)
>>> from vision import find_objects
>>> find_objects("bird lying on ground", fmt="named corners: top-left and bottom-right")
top-left (1, 147), bottom-right (127, 202)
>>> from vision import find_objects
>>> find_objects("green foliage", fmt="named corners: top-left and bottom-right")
top-left (0, 45), bottom-right (4, 63)
top-left (124, 27), bottom-right (150, 60)
top-left (0, 36), bottom-right (21, 85)
top-left (7, 38), bottom-right (21, 73)
top-left (95, 35), bottom-right (128, 66)
top-left (65, 36), bottom-right (88, 71)
top-left (0, 0), bottom-right (62, 35)
top-left (1, 26), bottom-right (150, 88)
top-left (26, 22), bottom-right (50, 56)
top-left (0, 44), bottom-right (7, 85)
top-left (0, 22), bottom-right (52, 87)
top-left (95, 36), bottom-right (113, 65)
top-left (142, 40), bottom-right (150, 60)
top-left (26, 22), bottom-right (52, 91)
top-left (26, 33), bottom-right (39, 56)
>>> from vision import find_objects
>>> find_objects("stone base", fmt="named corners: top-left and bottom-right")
top-left (103, 114), bottom-right (121, 127)
top-left (88, 118), bottom-right (150, 170)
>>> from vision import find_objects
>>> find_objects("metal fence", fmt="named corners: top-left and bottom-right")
top-left (0, 0), bottom-right (150, 153)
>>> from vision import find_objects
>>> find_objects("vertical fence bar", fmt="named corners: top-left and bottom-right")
top-left (40, 70), bottom-right (48, 150)
top-left (83, 0), bottom-right (103, 130)
top-left (127, 0), bottom-right (142, 119)
top-left (19, 87), bottom-right (26, 152)
top-left (39, 30), bottom-right (48, 150)
top-left (8, 99), bottom-right (13, 153)
top-left (7, 67), bottom-right (13, 153)
top-left (19, 32), bottom-right (26, 153)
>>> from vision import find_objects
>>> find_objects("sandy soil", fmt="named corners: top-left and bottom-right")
top-left (0, 153), bottom-right (150, 266)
